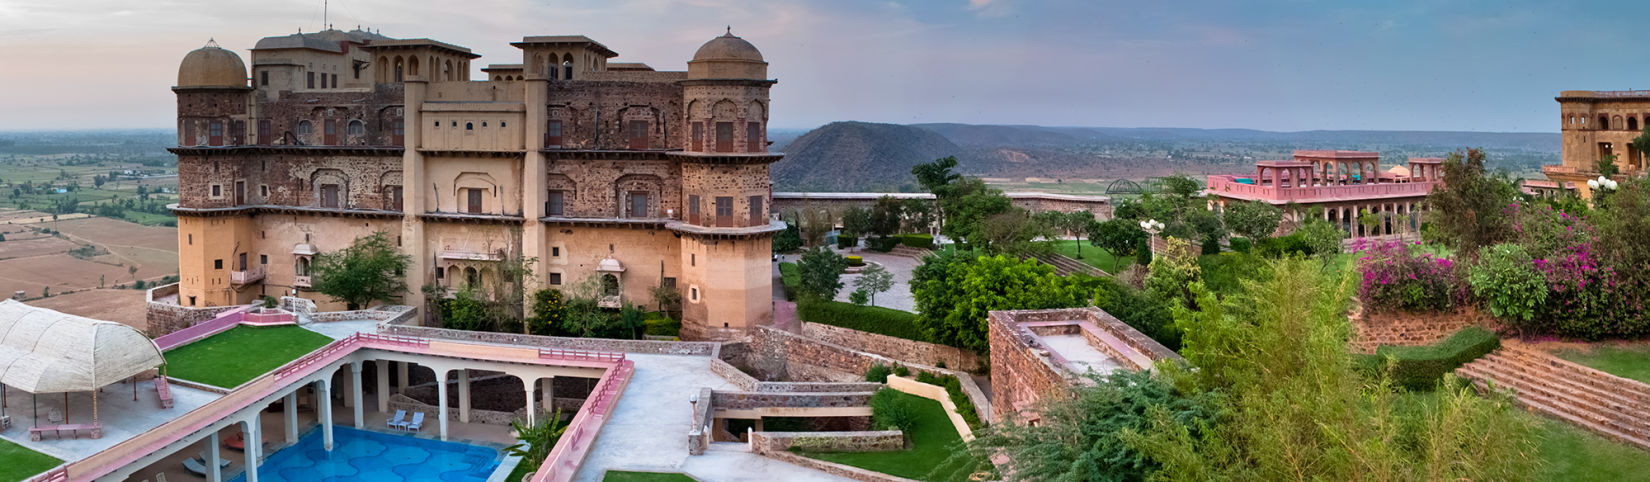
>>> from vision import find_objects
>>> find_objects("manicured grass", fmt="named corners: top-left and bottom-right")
top-left (164, 325), bottom-right (334, 388)
top-left (1048, 240), bottom-right (1135, 273)
top-left (0, 438), bottom-right (63, 482)
top-left (602, 471), bottom-right (696, 481)
top-left (804, 391), bottom-right (973, 481)
top-left (1554, 344), bottom-right (1650, 385)
top-left (1535, 416), bottom-right (1650, 480)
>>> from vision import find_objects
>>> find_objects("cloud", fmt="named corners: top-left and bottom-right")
top-left (965, 0), bottom-right (1013, 18)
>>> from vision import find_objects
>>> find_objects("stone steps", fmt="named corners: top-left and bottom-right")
top-left (1454, 344), bottom-right (1650, 450)
top-left (1026, 252), bottom-right (1105, 277)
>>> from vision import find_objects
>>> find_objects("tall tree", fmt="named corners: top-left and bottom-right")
top-left (1422, 148), bottom-right (1518, 258)
top-left (841, 206), bottom-right (873, 238)
top-left (310, 231), bottom-right (412, 310)
top-left (924, 254), bottom-right (1085, 352)
top-left (1091, 218), bottom-right (1147, 272)
top-left (1064, 211), bottom-right (1096, 258)
top-left (868, 195), bottom-right (905, 238)
top-left (1221, 201), bottom-right (1283, 242)
top-left (854, 263), bottom-right (895, 306)
top-left (797, 247), bottom-right (848, 300)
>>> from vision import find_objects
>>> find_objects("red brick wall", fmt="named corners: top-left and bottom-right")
top-left (1350, 305), bottom-right (1498, 354)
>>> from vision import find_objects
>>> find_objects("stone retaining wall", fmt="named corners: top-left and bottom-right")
top-left (759, 451), bottom-right (918, 482)
top-left (688, 388), bottom-right (713, 455)
top-left (709, 391), bottom-right (873, 410)
top-left (800, 322), bottom-right (982, 372)
top-left (1351, 306), bottom-right (1497, 354)
top-left (145, 283), bottom-right (243, 337)
top-left (709, 357), bottom-right (883, 393)
top-left (750, 430), bottom-right (904, 454)
top-left (380, 320), bottom-right (719, 356)
top-left (747, 325), bottom-right (992, 421)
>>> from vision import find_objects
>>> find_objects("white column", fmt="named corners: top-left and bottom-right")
top-left (282, 392), bottom-right (297, 444)
top-left (318, 379), bottom-right (333, 451)
top-left (241, 419), bottom-right (260, 482)
top-left (540, 377), bottom-right (553, 414)
top-left (376, 361), bottom-right (390, 413)
top-left (523, 377), bottom-right (537, 427)
top-left (458, 370), bottom-right (470, 424)
top-left (436, 369), bottom-right (450, 441)
top-left (396, 362), bottom-right (409, 395)
top-left (207, 431), bottom-right (222, 482)
top-left (350, 362), bottom-right (364, 429)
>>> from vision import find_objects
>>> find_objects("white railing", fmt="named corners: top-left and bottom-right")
top-left (293, 275), bottom-right (312, 288)
top-left (230, 267), bottom-right (265, 285)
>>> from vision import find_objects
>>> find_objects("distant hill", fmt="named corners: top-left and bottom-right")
top-left (772, 122), bottom-right (1561, 191)
top-left (771, 121), bottom-right (964, 191)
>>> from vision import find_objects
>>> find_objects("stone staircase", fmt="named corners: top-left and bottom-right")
top-left (888, 245), bottom-right (934, 260)
top-left (1455, 341), bottom-right (1650, 449)
top-left (1026, 251), bottom-right (1106, 277)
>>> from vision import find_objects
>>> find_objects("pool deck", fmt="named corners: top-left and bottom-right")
top-left (0, 379), bottom-right (222, 462)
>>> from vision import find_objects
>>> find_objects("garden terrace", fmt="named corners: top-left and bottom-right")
top-left (987, 307), bottom-right (1182, 420)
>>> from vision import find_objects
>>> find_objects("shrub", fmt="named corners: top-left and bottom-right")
top-left (1201, 236), bottom-right (1221, 255)
top-left (837, 235), bottom-right (859, 249)
top-left (261, 295), bottom-right (278, 309)
top-left (1198, 252), bottom-right (1268, 299)
top-left (845, 255), bottom-right (865, 267)
top-left (1354, 239), bottom-right (1463, 313)
top-left (1255, 232), bottom-right (1313, 258)
top-left (778, 262), bottom-right (800, 301)
top-left (1360, 326), bottom-right (1500, 391)
top-left (773, 222), bottom-right (803, 252)
top-left (893, 365), bottom-right (910, 377)
top-left (796, 296), bottom-right (925, 341)
top-left (915, 371), bottom-right (983, 428)
top-left (898, 233), bottom-right (935, 249)
top-left (1228, 237), bottom-right (1252, 253)
top-left (798, 248), bottom-right (848, 299)
top-left (870, 389), bottom-right (919, 431)
top-left (1466, 243), bottom-right (1546, 327)
top-left (850, 289), bottom-right (869, 305)
top-left (643, 312), bottom-right (681, 337)
top-left (865, 363), bottom-right (893, 383)
top-left (868, 236), bottom-right (900, 252)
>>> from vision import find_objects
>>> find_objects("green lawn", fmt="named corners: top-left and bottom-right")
top-left (602, 471), bottom-right (696, 481)
top-left (1048, 240), bottom-right (1135, 274)
top-left (1535, 416), bottom-right (1650, 480)
top-left (1553, 344), bottom-right (1650, 385)
top-left (0, 438), bottom-right (63, 482)
top-left (804, 391), bottom-right (975, 481)
top-left (164, 325), bottom-right (333, 388)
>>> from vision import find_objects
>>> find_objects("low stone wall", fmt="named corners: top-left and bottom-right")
top-left (747, 326), bottom-right (992, 421)
top-left (709, 358), bottom-right (883, 393)
top-left (145, 283), bottom-right (243, 337)
top-left (759, 451), bottom-right (919, 482)
top-left (1351, 305), bottom-right (1497, 354)
top-left (800, 322), bottom-right (982, 372)
top-left (750, 430), bottom-right (904, 454)
top-left (380, 320), bottom-right (719, 356)
top-left (710, 391), bottom-right (874, 411)
top-left (688, 388), bottom-right (713, 455)
top-left (886, 375), bottom-right (974, 441)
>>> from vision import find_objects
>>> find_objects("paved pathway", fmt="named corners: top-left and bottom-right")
top-left (832, 251), bottom-right (919, 312)
top-left (571, 354), bottom-right (849, 481)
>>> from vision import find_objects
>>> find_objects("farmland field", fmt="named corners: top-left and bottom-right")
top-left (0, 210), bottom-right (176, 311)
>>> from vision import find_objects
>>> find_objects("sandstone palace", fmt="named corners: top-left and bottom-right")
top-left (166, 28), bottom-right (781, 340)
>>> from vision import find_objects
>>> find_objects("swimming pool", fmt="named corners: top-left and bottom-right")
top-left (229, 426), bottom-right (503, 482)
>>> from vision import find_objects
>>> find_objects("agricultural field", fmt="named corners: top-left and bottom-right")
top-left (0, 210), bottom-right (177, 320)
top-left (0, 129), bottom-right (179, 227)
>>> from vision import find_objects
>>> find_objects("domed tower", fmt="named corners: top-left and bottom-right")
top-left (174, 39), bottom-right (253, 147)
top-left (675, 29), bottom-right (783, 340)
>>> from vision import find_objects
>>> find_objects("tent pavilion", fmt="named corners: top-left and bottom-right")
top-left (0, 299), bottom-right (165, 439)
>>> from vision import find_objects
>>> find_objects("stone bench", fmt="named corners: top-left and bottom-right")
top-left (156, 376), bottom-right (174, 409)
top-left (29, 423), bottom-right (101, 441)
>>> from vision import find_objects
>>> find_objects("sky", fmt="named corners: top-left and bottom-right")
top-left (2, 0), bottom-right (1648, 132)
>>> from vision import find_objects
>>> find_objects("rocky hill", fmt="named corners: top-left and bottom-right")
top-left (771, 121), bottom-right (965, 191)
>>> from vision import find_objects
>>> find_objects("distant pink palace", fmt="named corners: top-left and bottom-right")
top-left (1205, 150), bottom-right (1443, 239)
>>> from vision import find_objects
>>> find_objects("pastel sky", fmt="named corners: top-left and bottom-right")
top-left (1, 0), bottom-right (1647, 132)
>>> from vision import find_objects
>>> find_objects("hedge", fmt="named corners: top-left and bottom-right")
top-left (1356, 326), bottom-right (1500, 391)
top-left (837, 235), bottom-right (859, 249)
top-left (846, 255), bottom-right (865, 267)
top-left (868, 237), bottom-right (900, 252)
top-left (1228, 237), bottom-right (1252, 253)
top-left (778, 262), bottom-right (801, 301)
top-left (643, 312), bottom-right (681, 337)
top-left (796, 296), bottom-right (925, 341)
top-left (897, 233), bottom-right (935, 249)
top-left (914, 371), bottom-right (983, 428)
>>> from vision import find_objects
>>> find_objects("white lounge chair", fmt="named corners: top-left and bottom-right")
top-left (182, 458), bottom-right (208, 476)
top-left (197, 450), bottom-right (231, 468)
top-left (386, 409), bottom-right (407, 429)
top-left (402, 412), bottom-right (425, 432)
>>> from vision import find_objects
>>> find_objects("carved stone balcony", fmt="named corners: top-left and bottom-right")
top-left (230, 267), bottom-right (265, 286)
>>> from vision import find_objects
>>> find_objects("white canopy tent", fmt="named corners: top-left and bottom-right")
top-left (0, 299), bottom-right (165, 431)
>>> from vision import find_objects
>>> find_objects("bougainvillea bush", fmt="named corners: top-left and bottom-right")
top-left (1472, 200), bottom-right (1649, 339)
top-left (1354, 239), bottom-right (1465, 313)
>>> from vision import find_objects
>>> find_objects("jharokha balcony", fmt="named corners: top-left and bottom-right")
top-left (1206, 152), bottom-right (1444, 204)
top-left (230, 266), bottom-right (265, 286)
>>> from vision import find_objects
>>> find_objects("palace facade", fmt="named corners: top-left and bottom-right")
top-left (165, 28), bottom-right (782, 340)
top-left (1204, 150), bottom-right (1442, 239)
top-left (1545, 90), bottom-right (1650, 199)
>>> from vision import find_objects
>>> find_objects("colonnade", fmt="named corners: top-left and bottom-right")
top-left (1323, 201), bottom-right (1425, 238)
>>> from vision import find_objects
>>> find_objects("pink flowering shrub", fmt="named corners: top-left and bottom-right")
top-left (1354, 239), bottom-right (1464, 313)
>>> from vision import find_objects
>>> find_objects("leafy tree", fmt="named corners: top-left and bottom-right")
top-left (849, 289), bottom-right (870, 306)
top-left (868, 196), bottom-right (905, 237)
top-left (1423, 148), bottom-right (1518, 258)
top-left (1144, 237), bottom-right (1201, 310)
top-left (92, 175), bottom-right (106, 188)
top-left (505, 409), bottom-right (568, 477)
top-left (650, 280), bottom-right (682, 316)
top-left (1594, 176), bottom-right (1650, 285)
top-left (936, 254), bottom-right (1086, 352)
top-left (1466, 243), bottom-right (1547, 330)
top-left (841, 206), bottom-right (873, 238)
top-left (1062, 211), bottom-right (1096, 257)
top-left (797, 247), bottom-right (847, 299)
top-left (854, 262), bottom-right (895, 306)
top-left (971, 369), bottom-right (1214, 482)
top-left (440, 285), bottom-right (493, 331)
top-left (978, 209), bottom-right (1051, 255)
top-left (912, 156), bottom-right (963, 195)
top-left (1127, 257), bottom-right (1538, 481)
top-left (1135, 236), bottom-right (1153, 267)
top-left (1090, 218), bottom-right (1146, 272)
top-left (311, 231), bottom-right (411, 310)
top-left (1598, 153), bottom-right (1621, 178)
top-left (901, 198), bottom-right (935, 234)
top-left (1294, 218), bottom-right (1345, 259)
top-left (798, 205), bottom-right (833, 247)
top-left (528, 288), bottom-right (566, 336)
top-left (1221, 201), bottom-right (1282, 242)
top-left (772, 221), bottom-right (803, 253)
top-left (911, 248), bottom-right (977, 336)
top-left (1113, 199), bottom-right (1146, 221)
top-left (944, 178), bottom-right (1014, 248)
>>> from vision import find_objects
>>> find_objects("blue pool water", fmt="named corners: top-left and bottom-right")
top-left (228, 426), bottom-right (502, 482)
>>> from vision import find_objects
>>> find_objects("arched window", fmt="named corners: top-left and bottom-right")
top-left (296, 257), bottom-right (310, 276)
top-left (1599, 115), bottom-right (1610, 130)
top-left (562, 53), bottom-right (574, 80)
top-left (347, 120), bottom-right (365, 137)
top-left (465, 122), bottom-right (474, 131)
top-left (296, 120), bottom-right (313, 144)
top-left (601, 274), bottom-right (619, 297)
top-left (1631, 117), bottom-right (1640, 132)
top-left (464, 267), bottom-right (479, 286)
top-left (394, 56), bottom-right (405, 82)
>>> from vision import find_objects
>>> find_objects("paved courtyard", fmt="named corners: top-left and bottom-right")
top-left (831, 250), bottom-right (919, 313)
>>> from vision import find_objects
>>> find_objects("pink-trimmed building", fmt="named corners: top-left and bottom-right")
top-left (1205, 150), bottom-right (1443, 239)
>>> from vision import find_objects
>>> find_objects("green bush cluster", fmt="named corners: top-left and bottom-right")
top-left (897, 233), bottom-right (935, 249)
top-left (837, 235), bottom-right (859, 249)
top-left (1228, 237), bottom-right (1252, 253)
top-left (778, 262), bottom-right (801, 301)
top-left (1356, 326), bottom-right (1501, 391)
top-left (797, 296), bottom-right (926, 341)
top-left (915, 371), bottom-right (983, 428)
top-left (643, 312), bottom-right (681, 337)
top-left (845, 255), bottom-right (865, 266)
top-left (868, 236), bottom-right (900, 252)
top-left (863, 363), bottom-right (910, 383)
top-left (1255, 232), bottom-right (1316, 258)
top-left (870, 388), bottom-right (919, 431)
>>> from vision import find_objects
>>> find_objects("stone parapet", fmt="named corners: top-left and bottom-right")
top-left (145, 283), bottom-right (244, 337)
top-left (709, 390), bottom-right (873, 411)
top-left (750, 430), bottom-right (903, 454)
top-left (380, 319), bottom-right (719, 356)
top-left (1350, 305), bottom-right (1497, 354)
top-left (800, 322), bottom-right (982, 372)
